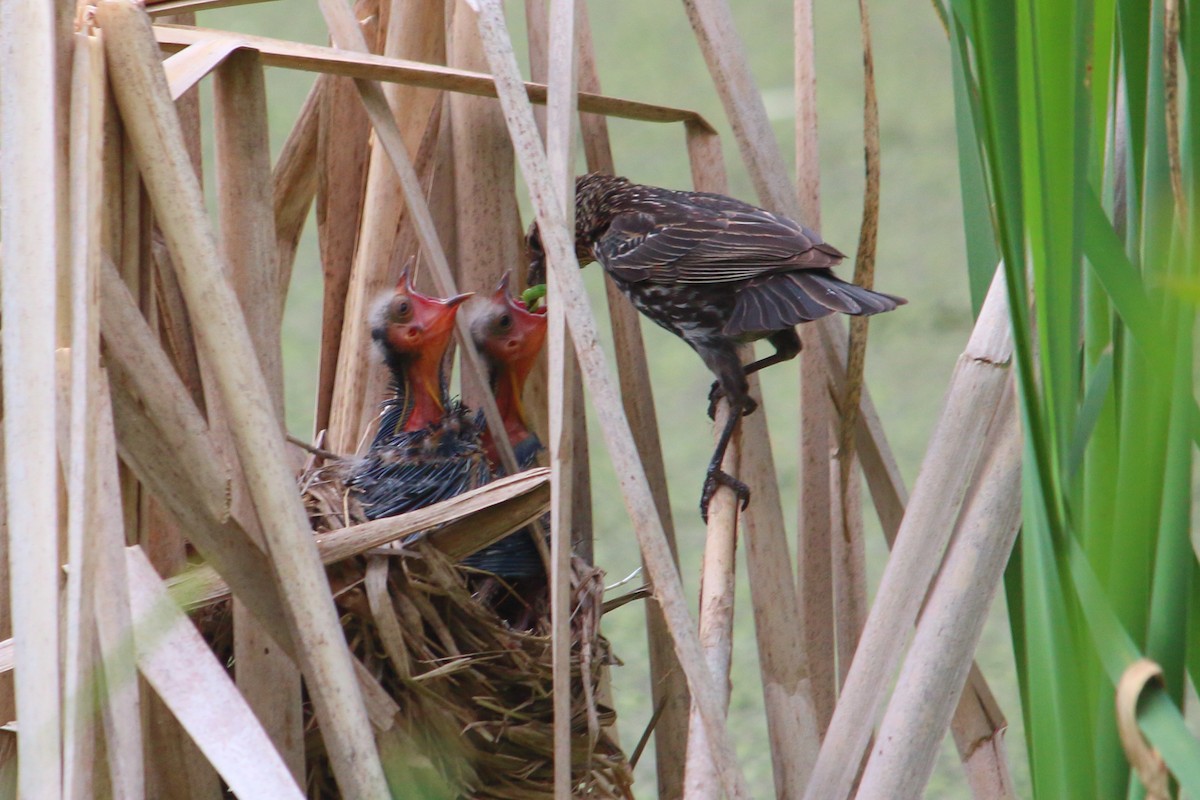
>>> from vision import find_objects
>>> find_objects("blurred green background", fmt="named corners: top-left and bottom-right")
top-left (198, 0), bottom-right (1027, 795)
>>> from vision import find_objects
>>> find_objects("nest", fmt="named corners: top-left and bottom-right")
top-left (293, 463), bottom-right (635, 799)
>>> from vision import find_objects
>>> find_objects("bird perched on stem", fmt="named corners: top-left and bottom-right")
top-left (526, 172), bottom-right (906, 521)
top-left (462, 273), bottom-right (549, 583)
top-left (347, 272), bottom-right (487, 520)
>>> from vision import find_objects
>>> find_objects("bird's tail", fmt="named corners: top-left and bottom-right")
top-left (726, 270), bottom-right (906, 336)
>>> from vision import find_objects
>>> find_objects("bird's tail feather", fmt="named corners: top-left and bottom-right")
top-left (726, 270), bottom-right (906, 335)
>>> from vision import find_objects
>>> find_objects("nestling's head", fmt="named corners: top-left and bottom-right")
top-left (371, 270), bottom-right (471, 362)
top-left (468, 271), bottom-right (548, 375)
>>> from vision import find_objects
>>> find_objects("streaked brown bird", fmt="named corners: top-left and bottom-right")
top-left (526, 172), bottom-right (906, 521)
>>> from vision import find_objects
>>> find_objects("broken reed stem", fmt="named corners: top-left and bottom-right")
top-left (0, 0), bottom-right (64, 794)
top-left (169, 468), bottom-right (551, 611)
top-left (63, 32), bottom-right (106, 800)
top-left (683, 400), bottom-right (740, 800)
top-left (92, 376), bottom-right (147, 800)
top-left (468, 2), bottom-right (751, 797)
top-left (124, 546), bottom-right (304, 798)
top-left (545, 0), bottom-right (581, 794)
top-left (271, 73), bottom-right (324, 307)
top-left (96, 4), bottom-right (390, 796)
top-left (802, 269), bottom-right (1013, 800)
top-left (162, 37), bottom-right (243, 100)
top-left (856, 382), bottom-right (1020, 799)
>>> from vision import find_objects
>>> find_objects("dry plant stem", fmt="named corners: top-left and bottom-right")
top-left (124, 546), bottom-right (304, 798)
top-left (314, 59), bottom-right (371, 438)
top-left (687, 122), bottom-right (822, 796)
top-left (152, 24), bottom-right (715, 127)
top-left (856, 383), bottom-right (1020, 800)
top-left (169, 468), bottom-right (551, 611)
top-left (63, 33), bottom-right (105, 800)
top-left (162, 38), bottom-right (242, 100)
top-left (802, 270), bottom-right (1014, 800)
top-left (468, 2), bottom-right (750, 797)
top-left (213, 49), bottom-right (302, 783)
top-left (0, 0), bottom-right (63, 794)
top-left (91, 377), bottom-right (146, 800)
top-left (819, 313), bottom-right (1014, 791)
top-left (683, 400), bottom-right (740, 800)
top-left (97, 5), bottom-right (390, 796)
top-left (792, 0), bottom-right (838, 738)
top-left (581, 11), bottom-right (690, 794)
top-left (271, 74), bottom-right (324, 306)
top-left (545, 0), bottom-right (580, 793)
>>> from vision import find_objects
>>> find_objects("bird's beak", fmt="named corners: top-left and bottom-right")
top-left (492, 270), bottom-right (513, 300)
top-left (445, 291), bottom-right (473, 308)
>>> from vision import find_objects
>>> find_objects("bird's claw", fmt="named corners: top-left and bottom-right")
top-left (699, 469), bottom-right (751, 523)
top-left (707, 384), bottom-right (758, 420)
top-left (706, 381), bottom-right (724, 420)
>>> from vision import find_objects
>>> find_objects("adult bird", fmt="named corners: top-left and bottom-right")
top-left (461, 272), bottom-right (549, 584)
top-left (346, 272), bottom-right (488, 520)
top-left (526, 172), bottom-right (906, 521)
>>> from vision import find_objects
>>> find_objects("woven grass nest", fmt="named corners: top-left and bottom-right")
top-left (291, 461), bottom-right (635, 799)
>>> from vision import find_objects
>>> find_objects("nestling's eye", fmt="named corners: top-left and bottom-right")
top-left (497, 314), bottom-right (513, 331)
top-left (391, 297), bottom-right (412, 322)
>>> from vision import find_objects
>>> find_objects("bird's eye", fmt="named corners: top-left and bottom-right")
top-left (497, 314), bottom-right (513, 331)
top-left (392, 298), bottom-right (412, 322)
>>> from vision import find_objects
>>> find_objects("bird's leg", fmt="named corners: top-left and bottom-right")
top-left (700, 395), bottom-right (751, 522)
top-left (707, 328), bottom-right (801, 418)
top-left (697, 343), bottom-right (753, 520)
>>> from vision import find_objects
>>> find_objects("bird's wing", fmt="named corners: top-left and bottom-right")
top-left (593, 201), bottom-right (844, 285)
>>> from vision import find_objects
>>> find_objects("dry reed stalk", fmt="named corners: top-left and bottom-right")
top-left (792, 0), bottom-right (839, 734)
top-left (683, 400), bottom-right (740, 800)
top-left (146, 0), bottom-right (275, 13)
top-left (801, 270), bottom-right (1013, 800)
top-left (100, 260), bottom-right (233, 526)
top-left (212, 49), bottom-right (303, 782)
top-left (152, 23), bottom-right (715, 126)
top-left (544, 1), bottom-right (582, 793)
top-left (314, 14), bottom-right (373, 438)
top-left (830, 0), bottom-right (880, 706)
top-left (123, 545), bottom-right (304, 798)
top-left (468, 2), bottom-right (750, 796)
top-left (172, 467), bottom-right (551, 610)
top-left (91, 373), bottom-right (146, 800)
top-left (62, 32), bottom-right (106, 800)
top-left (97, 5), bottom-right (390, 795)
top-left (685, 118), bottom-right (823, 796)
top-left (522, 0), bottom-right (593, 565)
top-left (0, 0), bottom-right (64, 794)
top-left (272, 74), bottom-right (324, 307)
top-left (325, 0), bottom-right (443, 455)
top-left (575, 12), bottom-right (692, 791)
top-left (855, 383), bottom-right (1020, 799)
top-left (817, 312), bottom-right (1014, 790)
top-left (162, 37), bottom-right (243, 100)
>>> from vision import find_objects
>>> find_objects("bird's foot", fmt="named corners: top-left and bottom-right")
top-left (707, 382), bottom-right (758, 420)
top-left (707, 381), bottom-right (724, 420)
top-left (700, 468), bottom-right (751, 523)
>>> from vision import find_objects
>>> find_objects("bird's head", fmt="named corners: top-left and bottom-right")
top-left (371, 270), bottom-right (471, 363)
top-left (525, 172), bottom-right (626, 284)
top-left (469, 271), bottom-right (548, 377)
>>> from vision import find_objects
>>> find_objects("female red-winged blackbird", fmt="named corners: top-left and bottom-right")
top-left (526, 172), bottom-right (906, 521)
top-left (347, 273), bottom-right (488, 519)
top-left (461, 273), bottom-right (549, 581)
